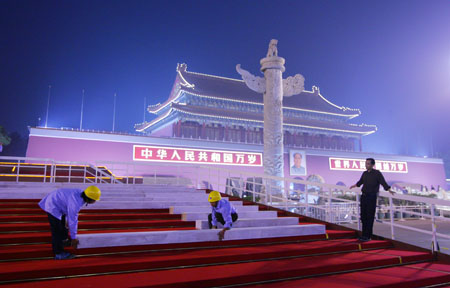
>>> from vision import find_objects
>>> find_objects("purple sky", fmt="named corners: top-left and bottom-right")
top-left (1, 0), bottom-right (449, 160)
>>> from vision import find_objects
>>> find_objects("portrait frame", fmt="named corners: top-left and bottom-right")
top-left (289, 149), bottom-right (307, 176)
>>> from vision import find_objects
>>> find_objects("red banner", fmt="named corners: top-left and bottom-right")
top-left (329, 157), bottom-right (408, 173)
top-left (133, 145), bottom-right (263, 166)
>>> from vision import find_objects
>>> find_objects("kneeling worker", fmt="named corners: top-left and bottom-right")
top-left (39, 186), bottom-right (101, 260)
top-left (208, 190), bottom-right (238, 241)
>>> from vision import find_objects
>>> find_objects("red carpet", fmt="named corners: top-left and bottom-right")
top-left (2, 249), bottom-right (432, 287)
top-left (0, 200), bottom-right (195, 246)
top-left (1, 198), bottom-right (449, 287)
top-left (0, 219), bottom-right (195, 232)
top-left (0, 199), bottom-right (40, 202)
top-left (247, 262), bottom-right (450, 288)
top-left (0, 213), bottom-right (181, 222)
top-left (0, 239), bottom-right (394, 282)
top-left (0, 202), bottom-right (40, 209)
top-left (0, 229), bottom-right (356, 261)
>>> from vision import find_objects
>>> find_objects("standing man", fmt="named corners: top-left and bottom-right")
top-left (208, 190), bottom-right (238, 241)
top-left (39, 186), bottom-right (101, 260)
top-left (350, 158), bottom-right (394, 242)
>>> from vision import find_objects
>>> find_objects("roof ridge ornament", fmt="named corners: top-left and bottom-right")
top-left (312, 85), bottom-right (320, 94)
top-left (177, 63), bottom-right (195, 88)
top-left (177, 63), bottom-right (188, 72)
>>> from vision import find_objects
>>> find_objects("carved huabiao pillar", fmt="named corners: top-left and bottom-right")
top-left (237, 40), bottom-right (305, 195)
top-left (259, 47), bottom-right (285, 182)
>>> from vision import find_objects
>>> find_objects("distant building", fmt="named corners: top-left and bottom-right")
top-left (135, 64), bottom-right (377, 152)
top-left (26, 64), bottom-right (447, 190)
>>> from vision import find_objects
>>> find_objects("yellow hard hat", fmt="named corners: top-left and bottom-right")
top-left (84, 186), bottom-right (101, 201)
top-left (208, 191), bottom-right (222, 202)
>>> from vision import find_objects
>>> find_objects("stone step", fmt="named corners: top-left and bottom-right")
top-left (102, 190), bottom-right (200, 194)
top-left (99, 192), bottom-right (207, 197)
top-left (0, 191), bottom-right (206, 200)
top-left (99, 188), bottom-right (201, 193)
top-left (0, 186), bottom-right (198, 191)
top-left (170, 205), bottom-right (259, 214)
top-left (0, 185), bottom-right (196, 193)
top-left (182, 211), bottom-right (277, 221)
top-left (77, 224), bottom-right (326, 249)
top-left (0, 184), bottom-right (197, 191)
top-left (0, 195), bottom-right (218, 204)
top-left (97, 196), bottom-right (227, 202)
top-left (86, 201), bottom-right (243, 210)
top-left (196, 217), bottom-right (300, 229)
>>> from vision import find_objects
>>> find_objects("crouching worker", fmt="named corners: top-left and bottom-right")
top-left (208, 191), bottom-right (238, 241)
top-left (38, 186), bottom-right (101, 260)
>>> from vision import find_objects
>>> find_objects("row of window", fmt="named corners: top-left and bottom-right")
top-left (172, 122), bottom-right (356, 150)
top-left (186, 97), bottom-right (344, 123)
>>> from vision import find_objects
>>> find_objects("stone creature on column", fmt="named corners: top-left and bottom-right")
top-left (267, 39), bottom-right (278, 57)
top-left (236, 41), bottom-right (305, 97)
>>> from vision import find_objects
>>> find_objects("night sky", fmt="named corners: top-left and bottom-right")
top-left (1, 0), bottom-right (449, 159)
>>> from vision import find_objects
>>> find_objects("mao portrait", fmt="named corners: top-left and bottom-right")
top-left (289, 150), bottom-right (307, 176)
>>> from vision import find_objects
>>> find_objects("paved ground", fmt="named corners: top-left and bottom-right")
top-left (343, 218), bottom-right (450, 255)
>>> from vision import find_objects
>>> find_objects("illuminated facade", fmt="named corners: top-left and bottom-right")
top-left (135, 64), bottom-right (377, 152)
top-left (24, 65), bottom-right (447, 191)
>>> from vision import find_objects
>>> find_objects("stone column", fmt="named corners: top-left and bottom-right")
top-left (260, 56), bottom-right (286, 189)
top-left (236, 39), bottom-right (304, 197)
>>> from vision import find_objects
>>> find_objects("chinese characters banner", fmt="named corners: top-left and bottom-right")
top-left (329, 157), bottom-right (408, 173)
top-left (133, 145), bottom-right (263, 166)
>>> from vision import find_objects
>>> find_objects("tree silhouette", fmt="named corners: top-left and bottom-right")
top-left (0, 132), bottom-right (27, 157)
top-left (0, 126), bottom-right (12, 153)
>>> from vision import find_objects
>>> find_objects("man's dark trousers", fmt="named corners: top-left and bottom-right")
top-left (360, 193), bottom-right (377, 238)
top-left (208, 212), bottom-right (238, 229)
top-left (47, 213), bottom-right (69, 254)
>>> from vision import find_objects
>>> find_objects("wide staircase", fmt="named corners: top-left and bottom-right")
top-left (0, 183), bottom-right (449, 287)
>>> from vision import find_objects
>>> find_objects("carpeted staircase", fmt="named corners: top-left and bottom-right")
top-left (0, 185), bottom-right (449, 287)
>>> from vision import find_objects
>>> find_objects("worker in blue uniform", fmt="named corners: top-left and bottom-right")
top-left (39, 186), bottom-right (101, 259)
top-left (208, 190), bottom-right (238, 241)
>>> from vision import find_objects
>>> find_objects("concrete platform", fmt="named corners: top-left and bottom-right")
top-left (170, 205), bottom-right (259, 214)
top-left (100, 192), bottom-right (208, 197)
top-left (195, 217), bottom-right (299, 229)
top-left (87, 200), bottom-right (243, 209)
top-left (0, 195), bottom-right (213, 203)
top-left (94, 196), bottom-right (228, 202)
top-left (77, 224), bottom-right (326, 248)
top-left (182, 211), bottom-right (278, 221)
top-left (0, 185), bottom-right (202, 199)
top-left (1, 183), bottom-right (328, 251)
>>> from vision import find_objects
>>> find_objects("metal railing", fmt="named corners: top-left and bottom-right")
top-left (0, 156), bottom-right (117, 184)
top-left (196, 164), bottom-right (450, 253)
